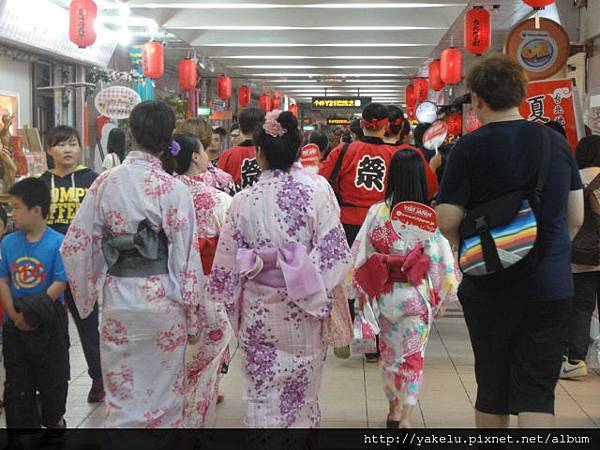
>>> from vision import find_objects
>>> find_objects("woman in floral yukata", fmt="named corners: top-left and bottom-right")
top-left (207, 110), bottom-right (352, 428)
top-left (351, 150), bottom-right (459, 429)
top-left (61, 101), bottom-right (227, 428)
top-left (171, 133), bottom-right (232, 426)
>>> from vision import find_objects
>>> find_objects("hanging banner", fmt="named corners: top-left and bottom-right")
top-left (518, 79), bottom-right (582, 150)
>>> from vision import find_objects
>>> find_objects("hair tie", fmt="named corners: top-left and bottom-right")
top-left (169, 140), bottom-right (181, 156)
top-left (263, 110), bottom-right (287, 138)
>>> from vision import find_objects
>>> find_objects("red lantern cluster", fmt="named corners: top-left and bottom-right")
top-left (178, 59), bottom-right (198, 91)
top-left (523, 0), bottom-right (555, 8)
top-left (429, 60), bottom-right (444, 91)
top-left (289, 103), bottom-right (298, 117)
top-left (259, 94), bottom-right (272, 112)
top-left (272, 95), bottom-right (282, 110)
top-left (238, 85), bottom-right (251, 107)
top-left (69, 0), bottom-right (97, 48)
top-left (405, 84), bottom-right (416, 108)
top-left (464, 7), bottom-right (491, 56)
top-left (440, 48), bottom-right (463, 85)
top-left (142, 41), bottom-right (164, 79)
top-left (414, 78), bottom-right (429, 103)
top-left (446, 112), bottom-right (463, 137)
top-left (218, 76), bottom-right (232, 101)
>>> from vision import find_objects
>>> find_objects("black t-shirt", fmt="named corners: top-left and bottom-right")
top-left (438, 120), bottom-right (582, 302)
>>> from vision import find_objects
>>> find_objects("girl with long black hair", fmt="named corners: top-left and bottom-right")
top-left (351, 149), bottom-right (458, 428)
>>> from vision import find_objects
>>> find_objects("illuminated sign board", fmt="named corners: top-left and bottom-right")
top-left (327, 118), bottom-right (350, 126)
top-left (311, 97), bottom-right (372, 110)
top-left (198, 107), bottom-right (213, 116)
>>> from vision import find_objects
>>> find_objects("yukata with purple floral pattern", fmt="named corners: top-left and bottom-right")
top-left (207, 163), bottom-right (352, 427)
top-left (61, 151), bottom-right (225, 428)
top-left (351, 202), bottom-right (459, 408)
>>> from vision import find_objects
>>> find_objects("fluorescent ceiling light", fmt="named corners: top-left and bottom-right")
top-left (233, 65), bottom-right (415, 69)
top-left (283, 90), bottom-right (403, 93)
top-left (249, 74), bottom-right (411, 78)
top-left (136, 3), bottom-right (463, 9)
top-left (218, 56), bottom-right (421, 60)
top-left (201, 43), bottom-right (429, 48)
top-left (272, 85), bottom-right (407, 89)
top-left (170, 26), bottom-right (440, 31)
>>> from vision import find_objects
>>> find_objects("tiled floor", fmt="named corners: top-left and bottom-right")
top-left (1, 306), bottom-right (599, 429)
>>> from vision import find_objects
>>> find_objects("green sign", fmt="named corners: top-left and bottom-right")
top-left (198, 107), bottom-right (212, 117)
top-left (302, 125), bottom-right (316, 131)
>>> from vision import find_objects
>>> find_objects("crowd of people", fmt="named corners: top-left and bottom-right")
top-left (0, 52), bottom-right (598, 442)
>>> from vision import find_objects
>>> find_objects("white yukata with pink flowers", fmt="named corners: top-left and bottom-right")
top-left (177, 174), bottom-right (233, 427)
top-left (207, 164), bottom-right (352, 428)
top-left (61, 151), bottom-right (226, 428)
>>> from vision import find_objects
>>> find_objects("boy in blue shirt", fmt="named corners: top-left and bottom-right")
top-left (0, 178), bottom-right (69, 443)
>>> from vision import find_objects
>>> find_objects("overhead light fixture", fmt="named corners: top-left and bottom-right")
top-left (248, 73), bottom-right (409, 77)
top-left (137, 3), bottom-right (463, 9)
top-left (171, 26), bottom-right (441, 31)
top-left (232, 65), bottom-right (415, 69)
top-left (218, 56), bottom-right (423, 60)
top-left (201, 43), bottom-right (429, 48)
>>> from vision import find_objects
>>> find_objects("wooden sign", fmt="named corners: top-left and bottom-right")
top-left (505, 18), bottom-right (570, 81)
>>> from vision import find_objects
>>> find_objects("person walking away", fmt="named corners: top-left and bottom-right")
top-left (352, 150), bottom-right (458, 428)
top-left (101, 128), bottom-right (126, 171)
top-left (171, 133), bottom-right (232, 422)
top-left (208, 110), bottom-right (352, 427)
top-left (218, 108), bottom-right (266, 190)
top-left (436, 53), bottom-right (584, 428)
top-left (0, 178), bottom-right (69, 447)
top-left (564, 135), bottom-right (600, 379)
top-left (39, 126), bottom-right (104, 403)
top-left (61, 101), bottom-right (225, 427)
top-left (177, 118), bottom-right (237, 196)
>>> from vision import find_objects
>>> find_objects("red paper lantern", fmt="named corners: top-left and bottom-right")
top-left (272, 96), bottom-right (282, 110)
top-left (523, 0), bottom-right (555, 8)
top-left (405, 84), bottom-right (416, 108)
top-left (178, 59), bottom-right (198, 91)
top-left (406, 106), bottom-right (416, 122)
top-left (142, 41), bottom-right (164, 79)
top-left (447, 112), bottom-right (463, 137)
top-left (289, 103), bottom-right (298, 117)
top-left (69, 0), bottom-right (97, 48)
top-left (440, 47), bottom-right (463, 85)
top-left (464, 7), bottom-right (491, 56)
top-left (414, 78), bottom-right (429, 103)
top-left (238, 85), bottom-right (251, 107)
top-left (218, 76), bottom-right (232, 101)
top-left (259, 94), bottom-right (272, 112)
top-left (429, 60), bottom-right (444, 91)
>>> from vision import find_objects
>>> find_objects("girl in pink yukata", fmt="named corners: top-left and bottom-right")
top-left (207, 110), bottom-right (352, 428)
top-left (61, 101), bottom-right (227, 428)
top-left (351, 150), bottom-right (459, 428)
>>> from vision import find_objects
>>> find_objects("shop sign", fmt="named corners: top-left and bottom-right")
top-left (94, 86), bottom-right (141, 120)
top-left (198, 107), bottom-right (212, 117)
top-left (518, 79), bottom-right (582, 150)
top-left (311, 97), bottom-right (372, 110)
top-left (303, 125), bottom-right (316, 131)
top-left (505, 18), bottom-right (570, 81)
top-left (327, 118), bottom-right (350, 126)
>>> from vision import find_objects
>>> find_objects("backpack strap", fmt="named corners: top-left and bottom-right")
top-left (328, 141), bottom-right (351, 201)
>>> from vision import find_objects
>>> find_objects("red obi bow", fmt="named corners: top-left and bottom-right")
top-left (354, 242), bottom-right (431, 298)
top-left (198, 236), bottom-right (219, 276)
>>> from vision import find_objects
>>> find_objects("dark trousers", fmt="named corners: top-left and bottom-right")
top-left (568, 272), bottom-right (600, 361)
top-left (65, 286), bottom-right (102, 380)
top-left (3, 303), bottom-right (70, 428)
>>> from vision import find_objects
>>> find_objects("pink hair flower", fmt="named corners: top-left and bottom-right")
top-left (263, 110), bottom-right (287, 138)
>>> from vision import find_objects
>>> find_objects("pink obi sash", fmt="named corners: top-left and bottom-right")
top-left (236, 243), bottom-right (329, 319)
top-left (354, 242), bottom-right (431, 298)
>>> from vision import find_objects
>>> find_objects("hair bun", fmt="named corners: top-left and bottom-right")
top-left (277, 111), bottom-right (298, 133)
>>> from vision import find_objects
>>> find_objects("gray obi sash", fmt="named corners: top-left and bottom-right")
top-left (102, 220), bottom-right (169, 278)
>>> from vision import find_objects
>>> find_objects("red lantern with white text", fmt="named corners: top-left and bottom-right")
top-left (289, 103), bottom-right (298, 117)
top-left (405, 84), bottom-right (416, 108)
top-left (178, 59), bottom-right (198, 90)
top-left (218, 76), bottom-right (232, 101)
top-left (259, 94), bottom-right (272, 112)
top-left (429, 60), bottom-right (444, 91)
top-left (441, 47), bottom-right (463, 85)
top-left (272, 96), bottom-right (282, 110)
top-left (69, 0), bottom-right (97, 48)
top-left (414, 78), bottom-right (428, 103)
top-left (523, 0), bottom-right (555, 8)
top-left (465, 7), bottom-right (491, 56)
top-left (447, 112), bottom-right (463, 137)
top-left (238, 85), bottom-right (251, 107)
top-left (142, 41), bottom-right (164, 79)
